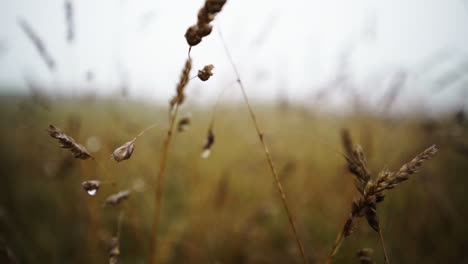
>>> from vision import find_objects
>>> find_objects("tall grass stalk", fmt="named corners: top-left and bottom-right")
top-left (217, 29), bottom-right (308, 264)
top-left (149, 102), bottom-right (182, 264)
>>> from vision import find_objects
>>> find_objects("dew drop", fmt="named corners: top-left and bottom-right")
top-left (82, 180), bottom-right (100, 196)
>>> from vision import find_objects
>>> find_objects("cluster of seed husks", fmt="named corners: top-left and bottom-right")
top-left (185, 0), bottom-right (227, 46)
top-left (340, 130), bottom-right (438, 236)
top-left (198, 64), bottom-right (214, 81)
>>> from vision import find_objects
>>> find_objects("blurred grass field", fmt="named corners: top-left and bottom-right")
top-left (1, 95), bottom-right (467, 263)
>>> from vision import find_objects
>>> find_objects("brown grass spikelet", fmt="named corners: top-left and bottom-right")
top-left (198, 64), bottom-right (214, 81)
top-left (81, 180), bottom-right (100, 196)
top-left (201, 128), bottom-right (215, 158)
top-left (357, 248), bottom-right (376, 264)
top-left (47, 124), bottom-right (92, 160)
top-left (113, 138), bottom-right (136, 162)
top-left (341, 130), bottom-right (371, 194)
top-left (170, 58), bottom-right (192, 109)
top-left (108, 237), bottom-right (120, 264)
top-left (350, 145), bottom-right (371, 194)
top-left (391, 144), bottom-right (438, 183)
top-left (365, 145), bottom-right (438, 202)
top-left (342, 215), bottom-right (355, 237)
top-left (364, 202), bottom-right (379, 232)
top-left (185, 0), bottom-right (227, 46)
top-left (105, 190), bottom-right (130, 207)
top-left (177, 116), bottom-right (191, 132)
top-left (112, 123), bottom-right (158, 162)
top-left (328, 144), bottom-right (438, 263)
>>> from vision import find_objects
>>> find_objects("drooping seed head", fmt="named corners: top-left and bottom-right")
top-left (185, 26), bottom-right (202, 46)
top-left (112, 138), bottom-right (136, 162)
top-left (184, 0), bottom-right (227, 46)
top-left (198, 64), bottom-right (214, 81)
top-left (177, 116), bottom-right (191, 132)
top-left (105, 190), bottom-right (130, 207)
top-left (201, 128), bottom-right (215, 158)
top-left (47, 124), bottom-right (92, 160)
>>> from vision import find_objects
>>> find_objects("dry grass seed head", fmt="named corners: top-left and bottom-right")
top-left (357, 248), bottom-right (375, 264)
top-left (364, 201), bottom-right (379, 232)
top-left (184, 0), bottom-right (227, 46)
top-left (47, 124), bottom-right (92, 160)
top-left (356, 144), bottom-right (437, 232)
top-left (108, 237), bottom-right (120, 264)
top-left (346, 144), bottom-right (371, 195)
top-left (198, 64), bottom-right (214, 81)
top-left (170, 58), bottom-right (192, 109)
top-left (177, 116), bottom-right (191, 132)
top-left (343, 215), bottom-right (355, 237)
top-left (105, 190), bottom-right (130, 207)
top-left (369, 145), bottom-right (438, 200)
top-left (392, 144), bottom-right (438, 183)
top-left (201, 128), bottom-right (215, 158)
top-left (112, 138), bottom-right (136, 162)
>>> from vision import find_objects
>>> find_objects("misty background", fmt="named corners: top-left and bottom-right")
top-left (1, 0), bottom-right (468, 114)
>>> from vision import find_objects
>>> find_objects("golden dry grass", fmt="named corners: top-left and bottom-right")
top-left (0, 96), bottom-right (467, 263)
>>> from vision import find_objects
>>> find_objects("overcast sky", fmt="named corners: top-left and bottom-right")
top-left (0, 0), bottom-right (467, 112)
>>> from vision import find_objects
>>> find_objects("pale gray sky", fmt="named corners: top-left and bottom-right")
top-left (0, 0), bottom-right (467, 112)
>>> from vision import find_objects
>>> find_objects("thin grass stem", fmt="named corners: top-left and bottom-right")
top-left (217, 28), bottom-right (308, 264)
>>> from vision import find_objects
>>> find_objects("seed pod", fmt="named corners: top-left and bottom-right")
top-left (201, 128), bottom-right (215, 158)
top-left (205, 0), bottom-right (227, 13)
top-left (185, 25), bottom-right (202, 46)
top-left (197, 24), bottom-right (213, 37)
top-left (184, 0), bottom-right (227, 46)
top-left (343, 216), bottom-right (355, 237)
top-left (177, 116), bottom-right (191, 132)
top-left (81, 180), bottom-right (100, 196)
top-left (364, 202), bottom-right (380, 232)
top-left (357, 248), bottom-right (375, 264)
top-left (112, 138), bottom-right (136, 162)
top-left (105, 190), bottom-right (130, 206)
top-left (198, 64), bottom-right (214, 81)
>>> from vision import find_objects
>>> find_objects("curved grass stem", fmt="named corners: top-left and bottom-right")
top-left (217, 28), bottom-right (308, 264)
